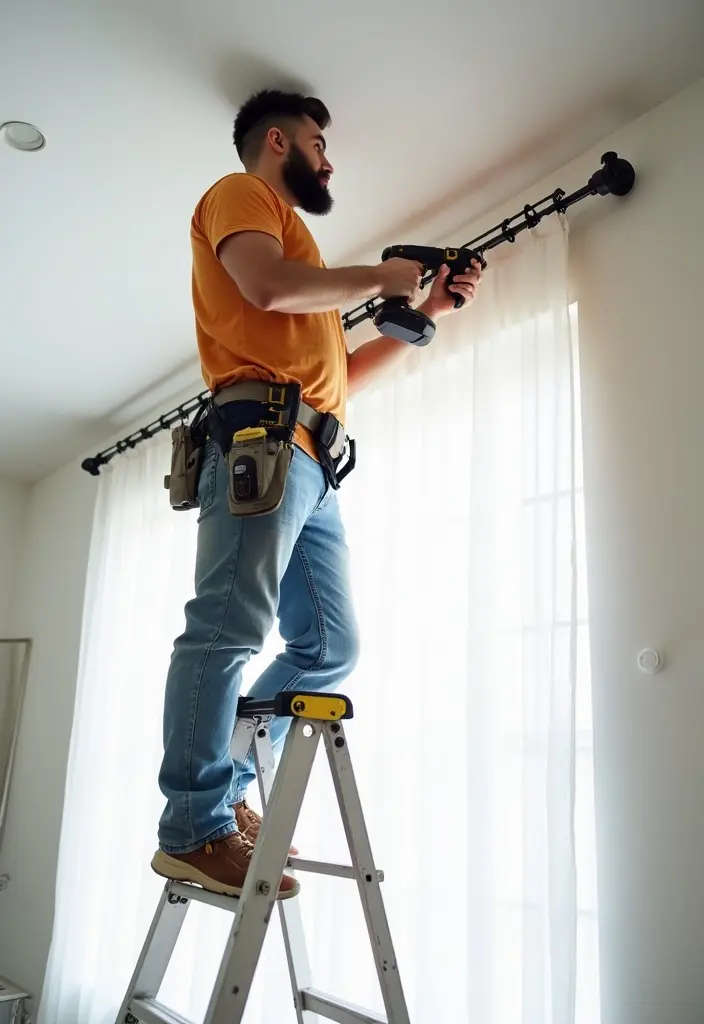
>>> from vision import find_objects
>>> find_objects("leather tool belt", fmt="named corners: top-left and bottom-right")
top-left (165, 380), bottom-right (356, 516)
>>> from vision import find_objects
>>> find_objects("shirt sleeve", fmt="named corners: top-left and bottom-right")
top-left (197, 174), bottom-right (285, 254)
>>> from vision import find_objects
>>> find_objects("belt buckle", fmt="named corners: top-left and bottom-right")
top-left (268, 385), bottom-right (287, 406)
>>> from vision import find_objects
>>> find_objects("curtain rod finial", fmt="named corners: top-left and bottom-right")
top-left (590, 152), bottom-right (636, 198)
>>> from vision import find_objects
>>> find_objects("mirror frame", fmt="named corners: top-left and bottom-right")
top-left (0, 638), bottom-right (32, 854)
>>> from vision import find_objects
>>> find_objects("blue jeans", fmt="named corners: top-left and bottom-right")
top-left (158, 439), bottom-right (359, 854)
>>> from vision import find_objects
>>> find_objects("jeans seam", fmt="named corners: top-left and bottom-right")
top-left (183, 517), bottom-right (244, 843)
top-left (279, 538), bottom-right (328, 692)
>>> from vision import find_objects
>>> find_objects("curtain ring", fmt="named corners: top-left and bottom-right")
top-left (524, 204), bottom-right (541, 228)
top-left (501, 219), bottom-right (516, 243)
top-left (552, 189), bottom-right (567, 214)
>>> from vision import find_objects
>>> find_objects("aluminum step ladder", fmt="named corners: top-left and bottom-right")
top-left (116, 691), bottom-right (411, 1024)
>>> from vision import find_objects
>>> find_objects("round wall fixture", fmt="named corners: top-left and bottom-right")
top-left (637, 648), bottom-right (663, 675)
top-left (1, 121), bottom-right (46, 151)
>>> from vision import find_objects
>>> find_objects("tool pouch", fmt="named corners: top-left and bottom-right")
top-left (225, 427), bottom-right (293, 517)
top-left (164, 423), bottom-right (205, 510)
top-left (164, 401), bottom-right (210, 511)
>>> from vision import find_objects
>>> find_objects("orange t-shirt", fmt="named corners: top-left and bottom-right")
top-left (190, 172), bottom-right (348, 460)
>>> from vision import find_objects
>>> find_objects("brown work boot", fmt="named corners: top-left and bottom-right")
top-left (234, 799), bottom-right (300, 857)
top-left (151, 831), bottom-right (299, 900)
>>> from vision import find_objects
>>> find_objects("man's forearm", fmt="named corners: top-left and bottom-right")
top-left (264, 261), bottom-right (382, 314)
top-left (347, 301), bottom-right (440, 395)
top-left (347, 335), bottom-right (411, 395)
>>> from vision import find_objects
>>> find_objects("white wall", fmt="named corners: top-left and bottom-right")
top-left (570, 81), bottom-right (704, 1024)
top-left (0, 463), bottom-right (97, 1001)
top-left (0, 76), bottom-right (703, 1022)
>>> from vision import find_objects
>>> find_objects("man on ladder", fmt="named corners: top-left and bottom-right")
top-left (153, 85), bottom-right (482, 901)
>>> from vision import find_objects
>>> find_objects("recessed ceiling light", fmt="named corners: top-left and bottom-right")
top-left (1, 121), bottom-right (46, 152)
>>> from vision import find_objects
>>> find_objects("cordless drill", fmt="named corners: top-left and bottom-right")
top-left (374, 244), bottom-right (487, 346)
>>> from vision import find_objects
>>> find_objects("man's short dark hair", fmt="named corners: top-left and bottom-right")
top-left (233, 89), bottom-right (331, 165)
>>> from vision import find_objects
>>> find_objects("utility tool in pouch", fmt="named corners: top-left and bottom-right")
top-left (165, 419), bottom-right (205, 510)
top-left (226, 426), bottom-right (293, 517)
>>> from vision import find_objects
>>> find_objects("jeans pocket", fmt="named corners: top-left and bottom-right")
top-left (314, 487), bottom-right (334, 514)
top-left (196, 439), bottom-right (219, 520)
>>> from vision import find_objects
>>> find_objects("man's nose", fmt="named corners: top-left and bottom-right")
top-left (322, 157), bottom-right (333, 176)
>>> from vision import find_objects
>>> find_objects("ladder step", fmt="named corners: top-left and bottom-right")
top-left (167, 879), bottom-right (240, 912)
top-left (300, 988), bottom-right (387, 1024)
top-left (288, 857), bottom-right (384, 882)
top-left (127, 997), bottom-right (194, 1024)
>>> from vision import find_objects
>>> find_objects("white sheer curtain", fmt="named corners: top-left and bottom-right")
top-left (39, 215), bottom-right (599, 1024)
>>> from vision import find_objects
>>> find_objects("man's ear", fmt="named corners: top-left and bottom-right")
top-left (266, 127), bottom-right (286, 155)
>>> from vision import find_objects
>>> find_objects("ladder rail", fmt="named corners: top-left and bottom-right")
top-left (115, 882), bottom-right (190, 1023)
top-left (254, 724), bottom-right (319, 1024)
top-left (323, 723), bottom-right (411, 1024)
top-left (205, 717), bottom-right (321, 1024)
top-left (229, 716), bottom-right (260, 766)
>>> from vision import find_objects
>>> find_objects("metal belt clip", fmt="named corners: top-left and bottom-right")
top-left (316, 412), bottom-right (345, 461)
top-left (267, 384), bottom-right (287, 406)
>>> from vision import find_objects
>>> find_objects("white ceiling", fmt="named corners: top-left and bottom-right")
top-left (1, 0), bottom-right (703, 481)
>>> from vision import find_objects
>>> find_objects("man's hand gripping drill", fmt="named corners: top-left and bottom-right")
top-left (374, 244), bottom-right (487, 346)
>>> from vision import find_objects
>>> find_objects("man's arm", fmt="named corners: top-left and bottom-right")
top-left (347, 309), bottom-right (431, 396)
top-left (218, 232), bottom-right (422, 315)
top-left (347, 262), bottom-right (484, 395)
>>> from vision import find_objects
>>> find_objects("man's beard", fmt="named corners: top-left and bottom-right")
top-left (282, 143), bottom-right (333, 215)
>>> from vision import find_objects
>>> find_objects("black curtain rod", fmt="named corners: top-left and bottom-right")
top-left (82, 150), bottom-right (635, 476)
